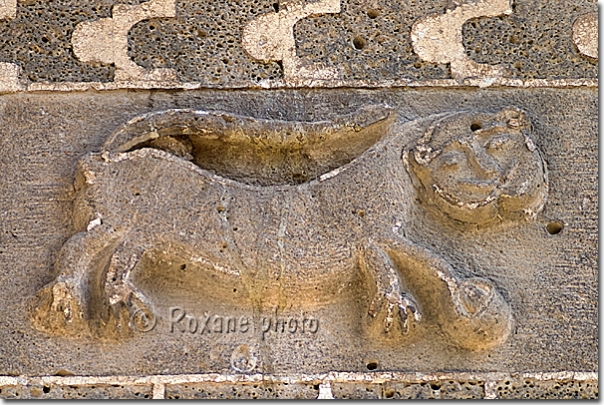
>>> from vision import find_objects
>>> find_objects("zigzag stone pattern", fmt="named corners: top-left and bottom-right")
top-left (0, 0), bottom-right (595, 88)
top-left (0, 0), bottom-right (20, 92)
top-left (242, 0), bottom-right (341, 85)
top-left (411, 0), bottom-right (512, 84)
top-left (71, 0), bottom-right (178, 82)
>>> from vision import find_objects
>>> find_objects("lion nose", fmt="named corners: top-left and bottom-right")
top-left (462, 139), bottom-right (500, 178)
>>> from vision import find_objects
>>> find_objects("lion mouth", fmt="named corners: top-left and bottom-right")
top-left (456, 178), bottom-right (499, 192)
top-left (432, 183), bottom-right (498, 209)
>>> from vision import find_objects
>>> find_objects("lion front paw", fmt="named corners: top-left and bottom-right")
top-left (442, 277), bottom-right (513, 350)
top-left (29, 281), bottom-right (89, 336)
top-left (367, 288), bottom-right (421, 336)
top-left (125, 292), bottom-right (157, 333)
top-left (103, 287), bottom-right (157, 337)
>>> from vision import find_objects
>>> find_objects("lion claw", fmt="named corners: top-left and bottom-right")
top-left (369, 289), bottom-right (421, 334)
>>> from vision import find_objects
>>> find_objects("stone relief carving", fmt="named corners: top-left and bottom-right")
top-left (29, 106), bottom-right (548, 351)
top-left (404, 107), bottom-right (548, 224)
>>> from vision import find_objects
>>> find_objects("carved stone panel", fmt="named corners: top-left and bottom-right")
top-left (0, 87), bottom-right (596, 382)
top-left (31, 105), bottom-right (535, 352)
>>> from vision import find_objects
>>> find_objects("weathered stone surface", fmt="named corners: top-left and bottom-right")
top-left (0, 88), bottom-right (596, 379)
top-left (0, 383), bottom-right (152, 399)
top-left (0, 1), bottom-right (597, 399)
top-left (0, 0), bottom-right (595, 87)
top-left (572, 13), bottom-right (598, 60)
top-left (332, 382), bottom-right (382, 399)
top-left (494, 377), bottom-right (598, 399)
top-left (165, 381), bottom-right (320, 399)
top-left (29, 105), bottom-right (530, 354)
top-left (383, 380), bottom-right (484, 399)
top-left (462, 0), bottom-right (597, 78)
top-left (0, 372), bottom-right (596, 399)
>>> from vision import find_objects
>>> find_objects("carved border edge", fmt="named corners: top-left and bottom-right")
top-left (0, 371), bottom-right (597, 399)
top-left (6, 77), bottom-right (597, 96)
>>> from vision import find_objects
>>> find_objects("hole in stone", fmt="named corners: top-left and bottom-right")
top-left (43, 386), bottom-right (51, 394)
top-left (366, 361), bottom-right (378, 370)
top-left (470, 123), bottom-right (482, 132)
top-left (353, 36), bottom-right (367, 50)
top-left (366, 9), bottom-right (379, 19)
top-left (546, 221), bottom-right (563, 235)
top-left (273, 2), bottom-right (279, 12)
top-left (180, 264), bottom-right (187, 270)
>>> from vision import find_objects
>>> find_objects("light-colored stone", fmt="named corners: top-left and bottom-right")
top-left (0, 62), bottom-right (24, 93)
top-left (242, 0), bottom-right (341, 85)
top-left (0, 0), bottom-right (16, 19)
top-left (317, 381), bottom-right (335, 399)
top-left (572, 13), bottom-right (598, 59)
top-left (0, 0), bottom-right (22, 93)
top-left (411, 0), bottom-right (512, 82)
top-left (14, 77), bottom-right (600, 95)
top-left (152, 383), bottom-right (165, 399)
top-left (71, 0), bottom-right (178, 82)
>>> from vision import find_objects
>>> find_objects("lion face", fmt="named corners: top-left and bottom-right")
top-left (406, 108), bottom-right (548, 225)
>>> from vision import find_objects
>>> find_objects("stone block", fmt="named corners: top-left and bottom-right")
top-left (494, 378), bottom-right (598, 399)
top-left (165, 381), bottom-right (320, 399)
top-left (0, 384), bottom-right (152, 399)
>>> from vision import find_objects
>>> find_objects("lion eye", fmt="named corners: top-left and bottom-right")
top-left (486, 135), bottom-right (511, 152)
top-left (439, 152), bottom-right (463, 169)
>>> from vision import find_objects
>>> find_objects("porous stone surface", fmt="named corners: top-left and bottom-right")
top-left (494, 377), bottom-right (598, 399)
top-left (328, 378), bottom-right (486, 399)
top-left (130, 0), bottom-right (598, 83)
top-left (128, 0), bottom-right (285, 85)
top-left (332, 382), bottom-right (382, 399)
top-left (382, 380), bottom-right (484, 399)
top-left (0, 0), bottom-right (594, 87)
top-left (164, 381), bottom-right (321, 399)
top-left (0, 0), bottom-right (130, 82)
top-left (0, 383), bottom-right (152, 399)
top-left (462, 0), bottom-right (597, 78)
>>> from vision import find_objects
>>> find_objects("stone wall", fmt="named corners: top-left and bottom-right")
top-left (0, 0), bottom-right (597, 400)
